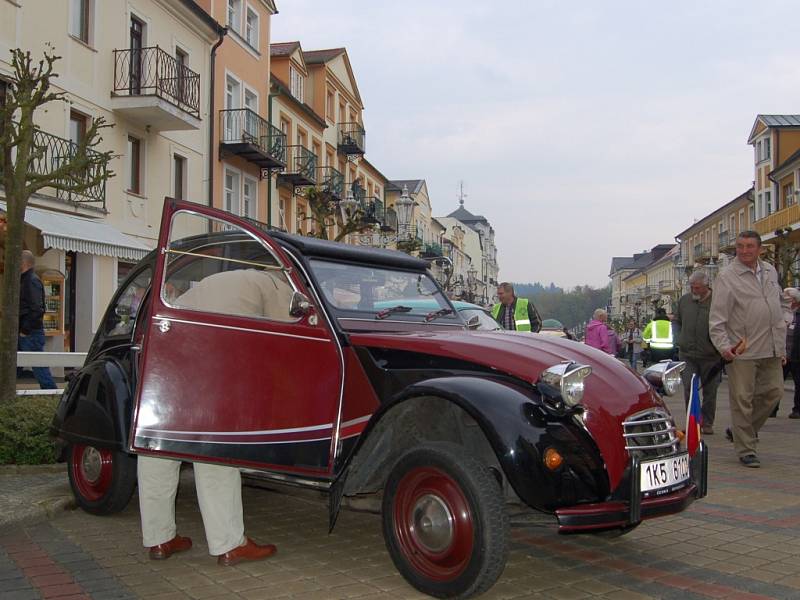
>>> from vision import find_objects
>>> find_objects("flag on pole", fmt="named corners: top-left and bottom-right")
top-left (686, 373), bottom-right (702, 457)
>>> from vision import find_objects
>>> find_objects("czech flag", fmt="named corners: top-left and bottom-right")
top-left (686, 373), bottom-right (702, 457)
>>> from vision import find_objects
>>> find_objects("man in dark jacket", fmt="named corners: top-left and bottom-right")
top-left (18, 251), bottom-right (56, 389)
top-left (674, 269), bottom-right (720, 434)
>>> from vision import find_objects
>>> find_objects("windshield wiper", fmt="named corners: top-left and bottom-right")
top-left (424, 307), bottom-right (454, 322)
top-left (375, 305), bottom-right (413, 320)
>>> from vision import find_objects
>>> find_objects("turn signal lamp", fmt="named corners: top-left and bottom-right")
top-left (543, 447), bottom-right (564, 471)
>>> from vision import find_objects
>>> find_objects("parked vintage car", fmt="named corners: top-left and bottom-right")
top-left (52, 199), bottom-right (707, 599)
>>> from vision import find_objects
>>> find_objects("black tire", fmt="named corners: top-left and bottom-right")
top-left (67, 443), bottom-right (137, 515)
top-left (382, 442), bottom-right (509, 599)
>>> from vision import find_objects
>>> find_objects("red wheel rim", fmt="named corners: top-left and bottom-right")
top-left (70, 445), bottom-right (113, 502)
top-left (392, 466), bottom-right (474, 582)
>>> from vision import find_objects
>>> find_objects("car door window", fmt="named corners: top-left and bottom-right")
top-left (162, 210), bottom-right (296, 322)
top-left (104, 268), bottom-right (152, 336)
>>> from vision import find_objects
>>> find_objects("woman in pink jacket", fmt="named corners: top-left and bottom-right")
top-left (585, 308), bottom-right (613, 354)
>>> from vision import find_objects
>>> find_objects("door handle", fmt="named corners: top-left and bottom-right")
top-left (158, 319), bottom-right (171, 333)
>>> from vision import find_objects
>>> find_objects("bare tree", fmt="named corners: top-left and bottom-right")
top-left (298, 187), bottom-right (375, 242)
top-left (0, 48), bottom-right (114, 400)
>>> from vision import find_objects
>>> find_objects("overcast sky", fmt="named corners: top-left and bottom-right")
top-left (272, 1), bottom-right (800, 289)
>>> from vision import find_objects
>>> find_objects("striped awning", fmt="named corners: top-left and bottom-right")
top-left (1, 201), bottom-right (152, 261)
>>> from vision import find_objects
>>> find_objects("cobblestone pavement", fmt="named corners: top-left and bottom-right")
top-left (2, 380), bottom-right (799, 600)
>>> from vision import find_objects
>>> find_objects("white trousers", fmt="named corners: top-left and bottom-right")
top-left (138, 456), bottom-right (246, 556)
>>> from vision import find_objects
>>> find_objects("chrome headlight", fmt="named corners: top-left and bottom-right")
top-left (539, 361), bottom-right (592, 406)
top-left (643, 360), bottom-right (685, 396)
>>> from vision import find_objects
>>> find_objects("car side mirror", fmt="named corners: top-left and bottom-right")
top-left (289, 291), bottom-right (313, 318)
top-left (466, 314), bottom-right (481, 330)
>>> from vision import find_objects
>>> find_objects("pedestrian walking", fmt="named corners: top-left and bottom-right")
top-left (674, 269), bottom-right (721, 434)
top-left (585, 309), bottom-right (613, 354)
top-left (491, 282), bottom-right (542, 332)
top-left (709, 231), bottom-right (789, 468)
top-left (17, 250), bottom-right (57, 390)
top-left (624, 319), bottom-right (643, 369)
top-left (784, 308), bottom-right (800, 419)
top-left (643, 308), bottom-right (674, 363)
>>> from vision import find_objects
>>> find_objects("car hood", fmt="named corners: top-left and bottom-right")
top-left (349, 329), bottom-right (668, 489)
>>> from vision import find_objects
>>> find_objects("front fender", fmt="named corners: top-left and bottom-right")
top-left (51, 358), bottom-right (133, 456)
top-left (330, 375), bottom-right (608, 530)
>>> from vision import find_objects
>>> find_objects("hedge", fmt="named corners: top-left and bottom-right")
top-left (0, 395), bottom-right (60, 464)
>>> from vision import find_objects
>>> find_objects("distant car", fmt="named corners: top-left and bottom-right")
top-left (52, 199), bottom-right (707, 599)
top-left (540, 318), bottom-right (567, 338)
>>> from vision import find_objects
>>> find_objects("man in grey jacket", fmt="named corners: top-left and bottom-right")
top-left (709, 231), bottom-right (789, 468)
top-left (674, 269), bottom-right (720, 434)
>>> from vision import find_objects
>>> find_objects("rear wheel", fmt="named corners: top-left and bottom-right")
top-left (382, 442), bottom-right (509, 599)
top-left (67, 444), bottom-right (137, 515)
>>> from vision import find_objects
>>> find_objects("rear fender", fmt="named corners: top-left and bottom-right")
top-left (51, 358), bottom-right (133, 458)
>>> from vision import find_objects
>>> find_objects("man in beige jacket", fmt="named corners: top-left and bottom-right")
top-left (709, 231), bottom-right (788, 468)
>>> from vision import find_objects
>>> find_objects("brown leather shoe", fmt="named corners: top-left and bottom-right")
top-left (149, 535), bottom-right (192, 560)
top-left (701, 425), bottom-right (714, 435)
top-left (217, 537), bottom-right (277, 566)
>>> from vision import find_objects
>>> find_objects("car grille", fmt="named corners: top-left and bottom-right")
top-left (622, 408), bottom-right (680, 459)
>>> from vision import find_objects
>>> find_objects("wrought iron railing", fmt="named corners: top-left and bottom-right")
top-left (113, 46), bottom-right (200, 117)
top-left (693, 244), bottom-right (709, 259)
top-left (338, 122), bottom-right (365, 153)
top-left (220, 109), bottom-right (286, 165)
top-left (0, 127), bottom-right (107, 206)
top-left (718, 231), bottom-right (732, 248)
top-left (351, 181), bottom-right (366, 203)
top-left (422, 242), bottom-right (443, 257)
top-left (284, 145), bottom-right (317, 183)
top-left (317, 166), bottom-right (344, 199)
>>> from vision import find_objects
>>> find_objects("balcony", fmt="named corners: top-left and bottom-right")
top-left (753, 203), bottom-right (800, 237)
top-left (718, 231), bottom-right (735, 254)
top-left (421, 242), bottom-right (444, 258)
top-left (278, 146), bottom-right (317, 186)
top-left (317, 166), bottom-right (344, 200)
top-left (219, 109), bottom-right (287, 170)
top-left (693, 243), bottom-right (711, 263)
top-left (0, 127), bottom-right (107, 208)
top-left (112, 46), bottom-right (201, 131)
top-left (338, 122), bottom-right (366, 155)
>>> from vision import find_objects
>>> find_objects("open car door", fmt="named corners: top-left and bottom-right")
top-left (130, 199), bottom-right (343, 475)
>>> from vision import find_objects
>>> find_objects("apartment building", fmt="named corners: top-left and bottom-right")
top-left (609, 244), bottom-right (674, 324)
top-left (749, 115), bottom-right (800, 229)
top-left (0, 0), bottom-right (222, 351)
top-left (195, 0), bottom-right (280, 224)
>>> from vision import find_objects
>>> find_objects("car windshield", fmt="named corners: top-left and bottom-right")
top-left (309, 259), bottom-right (453, 318)
top-left (459, 308), bottom-right (502, 331)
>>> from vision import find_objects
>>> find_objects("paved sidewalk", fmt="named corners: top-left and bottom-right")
top-left (1, 381), bottom-right (799, 599)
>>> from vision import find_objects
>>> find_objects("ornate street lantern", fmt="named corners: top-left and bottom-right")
top-left (395, 184), bottom-right (414, 241)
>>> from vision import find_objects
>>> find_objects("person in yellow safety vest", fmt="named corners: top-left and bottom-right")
top-left (642, 308), bottom-right (674, 363)
top-left (491, 282), bottom-right (542, 332)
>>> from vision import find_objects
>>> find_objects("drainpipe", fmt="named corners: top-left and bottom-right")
top-left (268, 88), bottom-right (278, 227)
top-left (208, 27), bottom-right (228, 207)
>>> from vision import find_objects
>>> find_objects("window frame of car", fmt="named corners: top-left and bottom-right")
top-left (303, 257), bottom-right (464, 328)
top-left (97, 262), bottom-right (154, 344)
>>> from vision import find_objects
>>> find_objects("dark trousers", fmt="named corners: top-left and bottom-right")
top-left (649, 347), bottom-right (673, 363)
top-left (786, 361), bottom-right (800, 414)
top-left (17, 330), bottom-right (57, 390)
top-left (680, 355), bottom-right (721, 426)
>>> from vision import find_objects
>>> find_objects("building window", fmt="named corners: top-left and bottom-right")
top-left (70, 0), bottom-right (91, 43)
top-left (227, 0), bottom-right (242, 34)
top-left (173, 154), bottom-right (186, 200)
top-left (290, 66), bottom-right (304, 102)
top-left (764, 137), bottom-right (771, 160)
top-left (127, 135), bottom-right (142, 194)
top-left (785, 183), bottom-right (795, 207)
top-left (243, 176), bottom-right (257, 218)
top-left (224, 169), bottom-right (241, 214)
top-left (69, 111), bottom-right (87, 145)
top-left (175, 48), bottom-right (188, 104)
top-left (245, 6), bottom-right (259, 49)
top-left (326, 88), bottom-right (334, 120)
top-left (765, 190), bottom-right (772, 214)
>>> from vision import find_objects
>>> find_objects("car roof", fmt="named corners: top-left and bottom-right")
top-left (270, 230), bottom-right (430, 271)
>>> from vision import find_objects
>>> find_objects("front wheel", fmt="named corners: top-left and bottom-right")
top-left (67, 444), bottom-right (137, 515)
top-left (382, 442), bottom-right (509, 599)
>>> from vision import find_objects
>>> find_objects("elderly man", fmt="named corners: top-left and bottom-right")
top-left (18, 250), bottom-right (57, 389)
top-left (674, 269), bottom-right (721, 434)
top-left (491, 282), bottom-right (541, 332)
top-left (709, 231), bottom-right (788, 468)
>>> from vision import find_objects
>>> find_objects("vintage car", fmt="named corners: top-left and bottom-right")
top-left (52, 199), bottom-right (707, 599)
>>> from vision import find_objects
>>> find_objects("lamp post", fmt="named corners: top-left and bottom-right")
top-left (466, 267), bottom-right (478, 303)
top-left (358, 184), bottom-right (415, 248)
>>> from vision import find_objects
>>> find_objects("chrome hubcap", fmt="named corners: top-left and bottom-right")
top-left (80, 447), bottom-right (103, 483)
top-left (412, 494), bottom-right (454, 553)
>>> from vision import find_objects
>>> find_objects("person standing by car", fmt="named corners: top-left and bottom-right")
top-left (585, 309), bottom-right (613, 354)
top-left (709, 231), bottom-right (788, 468)
top-left (643, 308), bottom-right (674, 363)
top-left (674, 269), bottom-right (721, 434)
top-left (491, 282), bottom-right (542, 332)
top-left (784, 308), bottom-right (800, 419)
top-left (17, 251), bottom-right (56, 390)
top-left (624, 319), bottom-right (643, 369)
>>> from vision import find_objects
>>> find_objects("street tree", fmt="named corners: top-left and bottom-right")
top-left (298, 186), bottom-right (375, 242)
top-left (0, 47), bottom-right (114, 400)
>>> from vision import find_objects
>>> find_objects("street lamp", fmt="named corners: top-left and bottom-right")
top-left (357, 184), bottom-right (415, 248)
top-left (466, 267), bottom-right (478, 302)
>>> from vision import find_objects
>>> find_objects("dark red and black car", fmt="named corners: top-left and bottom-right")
top-left (52, 199), bottom-right (707, 599)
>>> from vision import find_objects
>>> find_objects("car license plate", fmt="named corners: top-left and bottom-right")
top-left (640, 452), bottom-right (690, 495)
